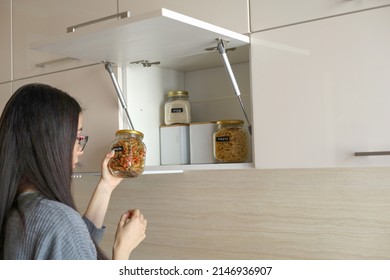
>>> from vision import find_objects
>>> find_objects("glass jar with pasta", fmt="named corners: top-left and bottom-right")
top-left (213, 120), bottom-right (248, 163)
top-left (108, 129), bottom-right (146, 178)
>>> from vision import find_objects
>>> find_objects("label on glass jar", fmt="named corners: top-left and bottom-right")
top-left (216, 136), bottom-right (230, 142)
top-left (112, 146), bottom-right (124, 151)
top-left (171, 107), bottom-right (184, 113)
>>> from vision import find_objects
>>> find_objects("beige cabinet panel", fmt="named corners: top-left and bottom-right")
top-left (250, 0), bottom-right (390, 31)
top-left (12, 0), bottom-right (117, 80)
top-left (12, 64), bottom-right (119, 172)
top-left (0, 83), bottom-right (13, 113)
top-left (119, 0), bottom-right (249, 34)
top-left (0, 0), bottom-right (12, 83)
top-left (251, 7), bottom-right (390, 168)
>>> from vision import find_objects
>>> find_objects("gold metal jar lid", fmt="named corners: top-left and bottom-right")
top-left (216, 119), bottom-right (244, 125)
top-left (167, 90), bottom-right (189, 97)
top-left (115, 129), bottom-right (144, 138)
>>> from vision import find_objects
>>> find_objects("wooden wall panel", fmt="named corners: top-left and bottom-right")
top-left (72, 168), bottom-right (390, 259)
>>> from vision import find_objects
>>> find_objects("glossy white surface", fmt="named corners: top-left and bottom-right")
top-left (31, 9), bottom-right (249, 68)
top-left (250, 0), bottom-right (390, 31)
top-left (119, 0), bottom-right (250, 34)
top-left (189, 122), bottom-right (217, 164)
top-left (160, 124), bottom-right (190, 165)
top-left (251, 6), bottom-right (390, 168)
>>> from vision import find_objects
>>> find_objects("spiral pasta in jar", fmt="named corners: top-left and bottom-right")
top-left (213, 120), bottom-right (248, 163)
top-left (108, 130), bottom-right (146, 178)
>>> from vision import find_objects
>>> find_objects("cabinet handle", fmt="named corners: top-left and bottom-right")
top-left (67, 11), bottom-right (130, 33)
top-left (35, 57), bottom-right (78, 68)
top-left (354, 151), bottom-right (390, 156)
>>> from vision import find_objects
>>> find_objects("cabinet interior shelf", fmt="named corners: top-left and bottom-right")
top-left (72, 163), bottom-right (254, 177)
top-left (31, 8), bottom-right (250, 70)
top-left (145, 162), bottom-right (254, 173)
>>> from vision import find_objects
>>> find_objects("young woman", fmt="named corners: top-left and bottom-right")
top-left (0, 83), bottom-right (147, 259)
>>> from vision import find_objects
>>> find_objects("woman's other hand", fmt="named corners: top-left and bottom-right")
top-left (112, 209), bottom-right (147, 260)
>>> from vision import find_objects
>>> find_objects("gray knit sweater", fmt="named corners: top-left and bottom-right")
top-left (3, 192), bottom-right (105, 259)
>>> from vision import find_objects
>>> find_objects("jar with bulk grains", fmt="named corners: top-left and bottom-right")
top-left (108, 129), bottom-right (146, 178)
top-left (164, 90), bottom-right (191, 125)
top-left (213, 120), bottom-right (248, 163)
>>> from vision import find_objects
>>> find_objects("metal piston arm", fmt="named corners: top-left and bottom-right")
top-left (216, 39), bottom-right (252, 135)
top-left (104, 61), bottom-right (135, 130)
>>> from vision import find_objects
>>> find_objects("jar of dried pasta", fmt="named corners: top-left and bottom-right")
top-left (164, 90), bottom-right (191, 125)
top-left (213, 120), bottom-right (248, 163)
top-left (108, 129), bottom-right (146, 178)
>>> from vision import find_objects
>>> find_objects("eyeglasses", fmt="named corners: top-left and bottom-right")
top-left (76, 135), bottom-right (89, 152)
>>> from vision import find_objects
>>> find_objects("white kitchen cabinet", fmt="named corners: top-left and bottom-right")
top-left (118, 0), bottom-right (249, 34)
top-left (251, 6), bottom-right (390, 168)
top-left (123, 60), bottom-right (252, 168)
top-left (30, 9), bottom-right (252, 171)
top-left (12, 64), bottom-right (119, 172)
top-left (0, 0), bottom-right (12, 83)
top-left (12, 0), bottom-right (117, 80)
top-left (250, 0), bottom-right (390, 32)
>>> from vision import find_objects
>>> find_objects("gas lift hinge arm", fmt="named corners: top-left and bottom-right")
top-left (104, 61), bottom-right (135, 130)
top-left (216, 39), bottom-right (252, 135)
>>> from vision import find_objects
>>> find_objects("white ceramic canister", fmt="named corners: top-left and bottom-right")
top-left (160, 124), bottom-right (190, 165)
top-left (189, 122), bottom-right (217, 164)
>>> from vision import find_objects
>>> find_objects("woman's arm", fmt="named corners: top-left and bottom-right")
top-left (84, 151), bottom-right (147, 259)
top-left (83, 150), bottom-right (122, 228)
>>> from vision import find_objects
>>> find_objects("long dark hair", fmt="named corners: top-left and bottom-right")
top-left (0, 83), bottom-right (106, 259)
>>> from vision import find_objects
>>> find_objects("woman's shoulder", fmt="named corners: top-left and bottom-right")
top-left (20, 192), bottom-right (80, 222)
top-left (39, 196), bottom-right (78, 216)
top-left (29, 193), bottom-right (86, 232)
top-left (17, 192), bottom-right (97, 259)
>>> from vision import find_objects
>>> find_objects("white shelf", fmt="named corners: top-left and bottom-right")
top-left (31, 8), bottom-right (249, 69)
top-left (71, 163), bottom-right (254, 178)
top-left (145, 163), bottom-right (254, 173)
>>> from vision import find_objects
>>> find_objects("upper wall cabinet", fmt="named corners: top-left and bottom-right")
top-left (0, 0), bottom-right (12, 83)
top-left (118, 0), bottom-right (249, 34)
top-left (31, 8), bottom-right (251, 171)
top-left (250, 0), bottom-right (390, 32)
top-left (12, 0), bottom-right (117, 80)
top-left (251, 6), bottom-right (390, 168)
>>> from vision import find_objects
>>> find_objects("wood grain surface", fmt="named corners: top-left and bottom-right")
top-left (72, 168), bottom-right (390, 259)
